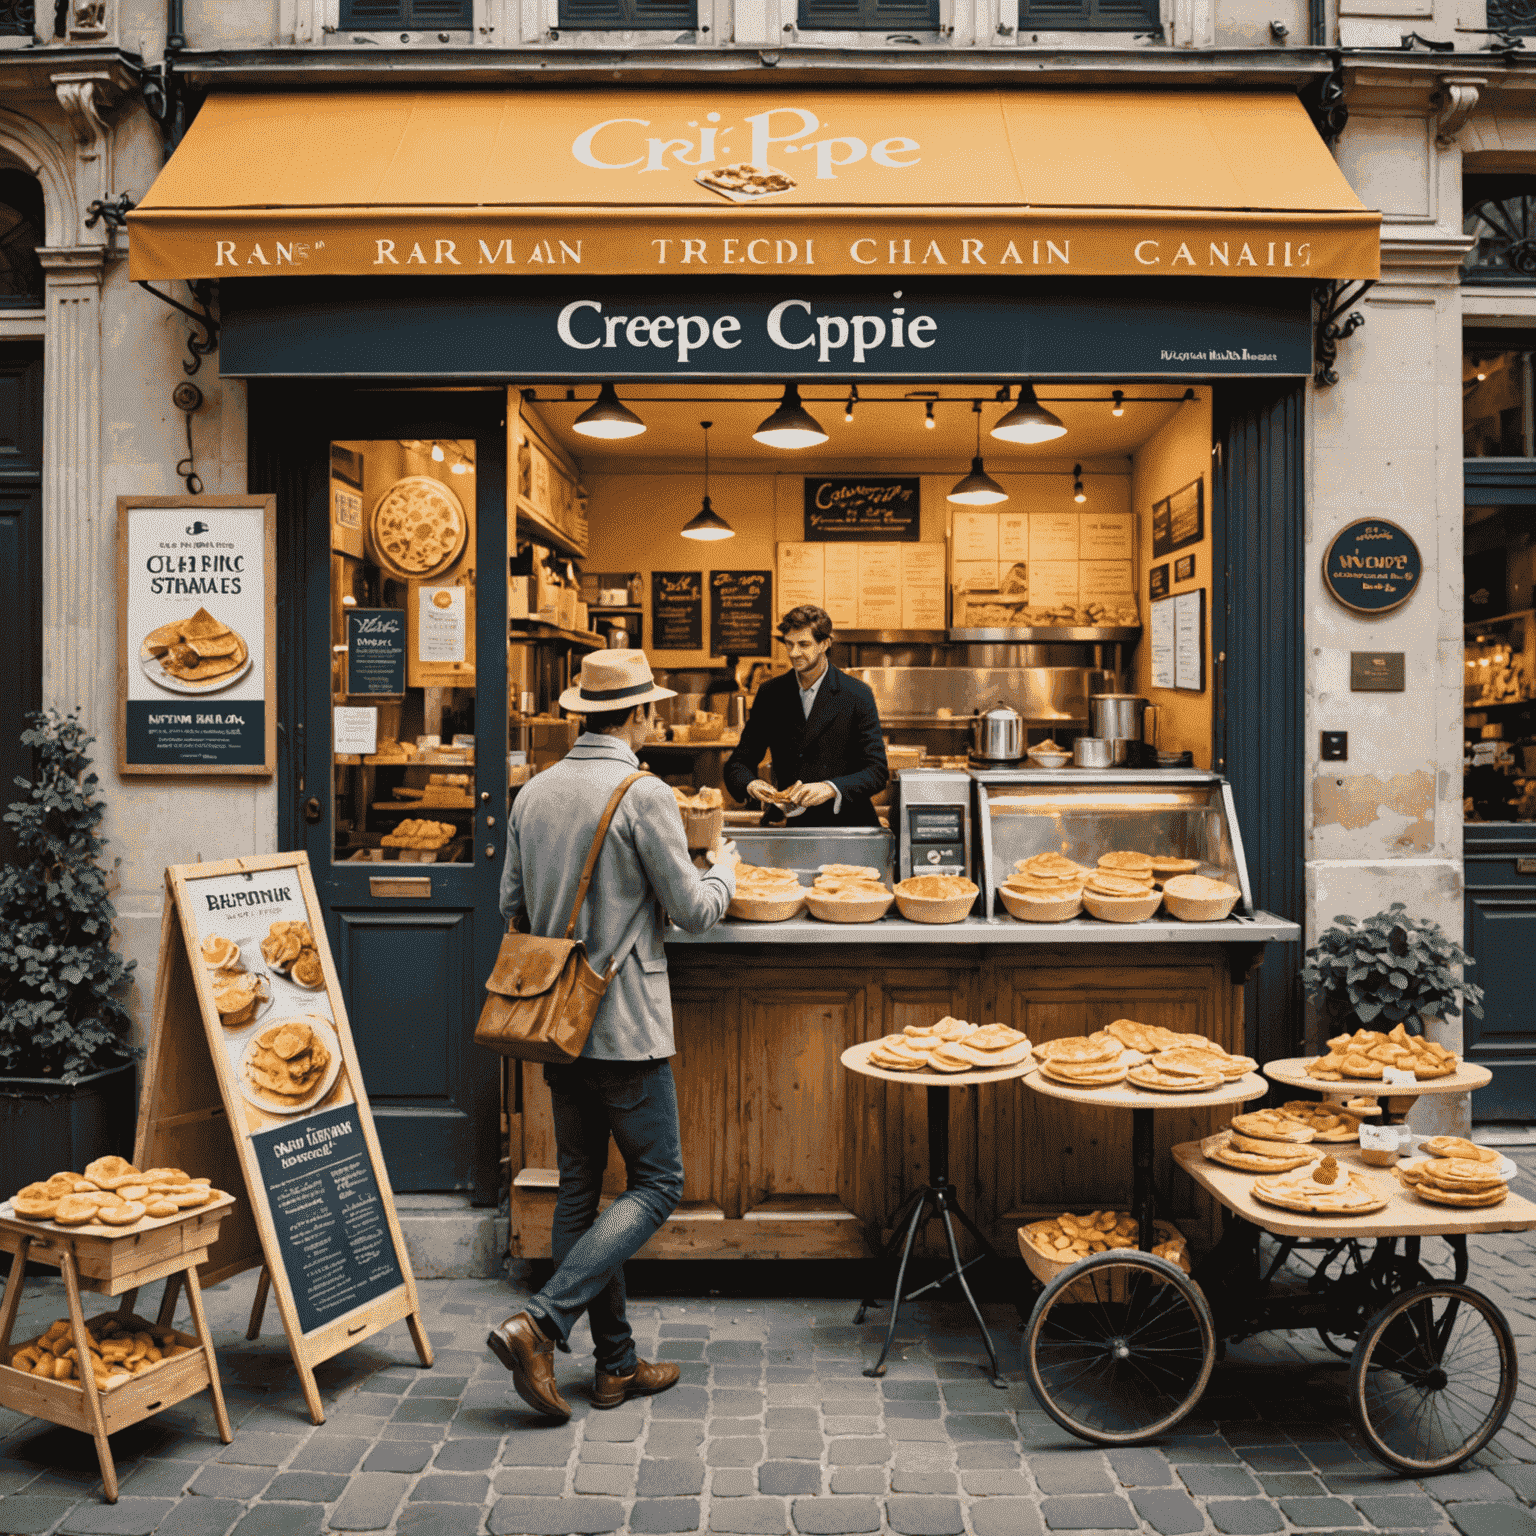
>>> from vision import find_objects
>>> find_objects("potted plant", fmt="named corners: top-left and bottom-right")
top-left (0, 710), bottom-right (138, 1193)
top-left (1302, 902), bottom-right (1484, 1043)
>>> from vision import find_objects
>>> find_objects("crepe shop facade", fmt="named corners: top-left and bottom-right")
top-left (124, 86), bottom-right (1384, 1261)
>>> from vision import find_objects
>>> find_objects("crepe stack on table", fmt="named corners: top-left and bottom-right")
top-left (8, 1316), bottom-right (195, 1393)
top-left (10, 1158), bottom-right (221, 1232)
top-left (806, 866), bottom-right (894, 923)
top-left (1036, 1019), bottom-right (1256, 1093)
top-left (728, 863), bottom-right (807, 921)
top-left (867, 1018), bottom-right (1032, 1074)
top-left (1081, 855), bottom-right (1165, 923)
top-left (999, 854), bottom-right (1090, 922)
top-left (259, 920), bottom-right (325, 989)
top-left (1035, 1034), bottom-right (1129, 1088)
top-left (1306, 1024), bottom-right (1458, 1082)
top-left (1252, 1154), bottom-right (1390, 1215)
top-left (1399, 1145), bottom-right (1509, 1208)
top-left (381, 818), bottom-right (456, 852)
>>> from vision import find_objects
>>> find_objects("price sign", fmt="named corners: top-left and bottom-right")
top-left (651, 570), bottom-right (703, 651)
top-left (710, 570), bottom-right (773, 658)
top-left (1383, 1066), bottom-right (1417, 1087)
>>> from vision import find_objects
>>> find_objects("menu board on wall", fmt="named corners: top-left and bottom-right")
top-left (710, 570), bottom-right (773, 656)
top-left (901, 543), bottom-right (947, 629)
top-left (777, 545), bottom-right (823, 615)
top-left (1080, 514), bottom-right (1133, 560)
top-left (1080, 561), bottom-right (1136, 607)
top-left (652, 570), bottom-right (703, 650)
top-left (952, 510), bottom-right (999, 564)
top-left (804, 477), bottom-right (920, 541)
top-left (823, 545), bottom-right (860, 627)
top-left (1030, 513), bottom-right (1080, 563)
top-left (117, 496), bottom-right (276, 777)
top-left (1150, 599), bottom-right (1176, 689)
top-left (1030, 562), bottom-right (1080, 607)
top-left (856, 545), bottom-right (902, 629)
top-left (1174, 589), bottom-right (1206, 692)
top-left (345, 609), bottom-right (406, 696)
top-left (998, 514), bottom-right (1029, 564)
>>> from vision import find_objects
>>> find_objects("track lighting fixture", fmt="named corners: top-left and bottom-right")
top-left (1111, 391), bottom-right (1125, 418)
top-left (682, 421), bottom-right (735, 541)
top-left (573, 383), bottom-right (647, 440)
top-left (947, 402), bottom-right (1008, 506)
top-left (924, 401), bottom-right (936, 430)
top-left (991, 383), bottom-right (1067, 444)
top-left (845, 386), bottom-right (858, 424)
top-left (754, 384), bottom-right (828, 450)
top-left (1073, 465), bottom-right (1086, 504)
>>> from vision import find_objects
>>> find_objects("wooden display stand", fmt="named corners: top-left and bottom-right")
top-left (0, 1195), bottom-right (236, 1502)
top-left (135, 852), bottom-right (432, 1424)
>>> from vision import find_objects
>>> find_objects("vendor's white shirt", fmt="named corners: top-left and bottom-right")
top-left (792, 661), bottom-right (839, 814)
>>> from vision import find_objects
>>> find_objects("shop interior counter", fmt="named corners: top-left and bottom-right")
top-left (666, 912), bottom-right (1300, 945)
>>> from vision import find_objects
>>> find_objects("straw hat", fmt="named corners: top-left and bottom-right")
top-left (558, 649), bottom-right (677, 714)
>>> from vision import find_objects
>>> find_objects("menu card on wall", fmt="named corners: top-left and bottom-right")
top-left (777, 544), bottom-right (823, 614)
top-left (1029, 562), bottom-right (1080, 607)
top-left (856, 545), bottom-right (902, 629)
top-left (1150, 598), bottom-right (1176, 689)
top-left (652, 570), bottom-right (703, 651)
top-left (333, 706), bottom-right (378, 758)
top-left (1175, 589), bottom-right (1205, 692)
top-left (710, 570), bottom-right (773, 656)
top-left (952, 511), bottom-right (999, 564)
top-left (823, 545), bottom-right (860, 627)
top-left (1030, 513), bottom-right (1080, 562)
top-left (902, 544), bottom-right (947, 629)
top-left (998, 514), bottom-right (1029, 565)
top-left (417, 586), bottom-right (466, 663)
top-left (345, 609), bottom-right (406, 696)
top-left (1080, 561), bottom-right (1136, 607)
top-left (1080, 514), bottom-right (1133, 560)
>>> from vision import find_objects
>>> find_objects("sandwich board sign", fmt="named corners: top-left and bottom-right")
top-left (135, 851), bottom-right (431, 1423)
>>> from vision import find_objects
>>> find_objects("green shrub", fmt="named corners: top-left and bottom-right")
top-left (0, 710), bottom-right (137, 1078)
top-left (1302, 903), bottom-right (1483, 1038)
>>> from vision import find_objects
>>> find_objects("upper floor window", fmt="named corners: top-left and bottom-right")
top-left (1465, 175), bottom-right (1536, 284)
top-left (0, 1), bottom-right (34, 38)
top-left (1016, 0), bottom-right (1159, 29)
top-left (558, 0), bottom-right (694, 25)
top-left (1486, 0), bottom-right (1536, 34)
top-left (797, 0), bottom-right (938, 29)
top-left (339, 0), bottom-right (472, 25)
top-left (0, 171), bottom-right (43, 306)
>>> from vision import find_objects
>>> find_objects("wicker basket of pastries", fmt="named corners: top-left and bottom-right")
top-left (805, 867), bottom-right (894, 924)
top-left (6, 1315), bottom-right (198, 1394)
top-left (867, 1018), bottom-right (1031, 1074)
top-left (893, 873), bottom-right (978, 924)
top-left (1252, 1154), bottom-right (1390, 1215)
top-left (728, 863), bottom-right (807, 922)
top-left (673, 785), bottom-right (725, 851)
top-left (1018, 1211), bottom-right (1190, 1301)
top-left (998, 853), bottom-right (1089, 922)
top-left (1305, 1024), bottom-right (1458, 1082)
top-left (9, 1158), bottom-right (223, 1234)
top-left (1081, 858), bottom-right (1163, 923)
top-left (1161, 874), bottom-right (1242, 922)
top-left (1398, 1155), bottom-right (1509, 1208)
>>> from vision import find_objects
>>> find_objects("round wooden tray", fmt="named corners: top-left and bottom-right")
top-left (1026, 1070), bottom-right (1269, 1112)
top-left (840, 1037), bottom-right (1037, 1089)
top-left (1263, 1056), bottom-right (1493, 1098)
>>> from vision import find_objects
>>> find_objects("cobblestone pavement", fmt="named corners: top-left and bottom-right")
top-left (4, 1149), bottom-right (1536, 1535)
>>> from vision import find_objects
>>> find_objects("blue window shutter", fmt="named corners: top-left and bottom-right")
top-left (560, 0), bottom-right (695, 25)
top-left (800, 0), bottom-right (938, 26)
top-left (340, 0), bottom-right (473, 24)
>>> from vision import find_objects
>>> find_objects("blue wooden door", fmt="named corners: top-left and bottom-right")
top-left (0, 343), bottom-right (41, 866)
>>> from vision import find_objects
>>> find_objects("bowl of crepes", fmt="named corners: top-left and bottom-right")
top-left (804, 864), bottom-right (894, 923)
top-left (673, 785), bottom-right (725, 850)
top-left (1079, 852), bottom-right (1165, 923)
top-left (893, 873), bottom-right (978, 924)
top-left (1161, 873), bottom-right (1242, 922)
top-left (867, 1017), bottom-right (1031, 1074)
top-left (1200, 1103), bottom-right (1365, 1174)
top-left (998, 852), bottom-right (1090, 922)
top-left (1035, 1017), bottom-right (1256, 1092)
top-left (727, 861), bottom-right (807, 922)
top-left (1018, 1211), bottom-right (1189, 1298)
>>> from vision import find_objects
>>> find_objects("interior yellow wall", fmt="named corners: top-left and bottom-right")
top-left (1130, 392), bottom-right (1214, 767)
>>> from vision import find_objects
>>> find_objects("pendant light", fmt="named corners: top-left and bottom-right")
top-left (991, 382), bottom-right (1067, 444)
top-left (947, 401), bottom-right (1008, 506)
top-left (573, 382), bottom-right (647, 440)
top-left (681, 421), bottom-right (734, 541)
top-left (753, 383), bottom-right (828, 450)
top-left (1072, 464), bottom-right (1086, 503)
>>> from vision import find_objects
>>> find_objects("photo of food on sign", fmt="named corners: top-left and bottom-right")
top-left (189, 870), bottom-right (353, 1133)
top-left (140, 607), bottom-right (252, 695)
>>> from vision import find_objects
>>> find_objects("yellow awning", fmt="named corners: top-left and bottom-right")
top-left (128, 88), bottom-right (1379, 282)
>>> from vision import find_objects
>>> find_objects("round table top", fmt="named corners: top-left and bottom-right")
top-left (1025, 1069), bottom-right (1270, 1112)
top-left (839, 1037), bottom-right (1037, 1089)
top-left (1263, 1057), bottom-right (1493, 1098)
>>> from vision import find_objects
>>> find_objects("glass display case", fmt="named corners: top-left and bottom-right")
top-left (971, 768), bottom-right (1252, 920)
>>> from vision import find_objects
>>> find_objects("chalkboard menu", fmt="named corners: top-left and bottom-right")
top-left (804, 477), bottom-right (920, 542)
top-left (651, 571), bottom-right (703, 651)
top-left (1151, 479), bottom-right (1204, 558)
top-left (711, 570), bottom-right (773, 657)
top-left (1323, 518), bottom-right (1422, 615)
top-left (253, 1104), bottom-right (405, 1336)
top-left (346, 609), bottom-right (406, 695)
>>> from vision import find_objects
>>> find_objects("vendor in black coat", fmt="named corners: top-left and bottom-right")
top-left (724, 604), bottom-right (888, 828)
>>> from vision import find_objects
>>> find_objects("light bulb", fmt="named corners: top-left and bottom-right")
top-left (924, 402), bottom-right (935, 429)
top-left (1072, 464), bottom-right (1086, 504)
top-left (451, 459), bottom-right (469, 475)
top-left (1111, 390), bottom-right (1125, 418)
top-left (431, 443), bottom-right (445, 462)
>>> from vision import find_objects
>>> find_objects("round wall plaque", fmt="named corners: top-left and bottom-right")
top-left (1322, 518), bottom-right (1422, 615)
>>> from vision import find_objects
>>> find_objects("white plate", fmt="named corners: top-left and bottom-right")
top-left (203, 939), bottom-right (274, 1027)
top-left (139, 645), bottom-right (253, 696)
top-left (236, 1015), bottom-right (343, 1118)
top-left (1403, 1146), bottom-right (1518, 1181)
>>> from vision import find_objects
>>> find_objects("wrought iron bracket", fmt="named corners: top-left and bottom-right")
top-left (136, 278), bottom-right (219, 377)
top-left (84, 193), bottom-right (133, 232)
top-left (1302, 62), bottom-right (1349, 150)
top-left (1314, 279), bottom-right (1373, 387)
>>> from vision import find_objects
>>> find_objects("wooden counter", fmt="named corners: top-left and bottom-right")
top-left (508, 923), bottom-right (1299, 1264)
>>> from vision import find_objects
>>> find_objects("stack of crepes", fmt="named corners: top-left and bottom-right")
top-left (1399, 1143), bottom-right (1509, 1207)
top-left (1035, 1035), bottom-right (1129, 1088)
top-left (1252, 1154), bottom-right (1390, 1215)
top-left (867, 1017), bottom-right (1032, 1074)
top-left (1306, 1024), bottom-right (1458, 1082)
top-left (1036, 1019), bottom-right (1256, 1092)
top-left (1001, 853), bottom-right (1090, 912)
top-left (734, 863), bottom-right (804, 900)
top-left (1202, 1108), bottom-right (1334, 1173)
top-left (807, 864), bottom-right (893, 917)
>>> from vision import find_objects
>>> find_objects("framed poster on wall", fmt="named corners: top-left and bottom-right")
top-left (1151, 479), bottom-right (1204, 559)
top-left (117, 495), bottom-right (276, 777)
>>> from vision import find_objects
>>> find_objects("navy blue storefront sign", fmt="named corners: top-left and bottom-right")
top-left (252, 1104), bottom-right (405, 1336)
top-left (346, 609), bottom-right (406, 695)
top-left (1323, 519), bottom-right (1422, 615)
top-left (221, 277), bottom-right (1313, 380)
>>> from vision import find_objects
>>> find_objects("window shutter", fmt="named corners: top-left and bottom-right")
top-left (340, 0), bottom-right (406, 22)
top-left (1018, 0), bottom-right (1157, 24)
top-left (799, 0), bottom-right (937, 26)
top-left (339, 0), bottom-right (473, 24)
top-left (559, 0), bottom-right (694, 26)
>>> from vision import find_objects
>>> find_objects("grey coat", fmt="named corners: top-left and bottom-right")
top-left (499, 733), bottom-right (735, 1060)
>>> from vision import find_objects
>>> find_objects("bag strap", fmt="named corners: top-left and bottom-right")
top-left (564, 771), bottom-right (650, 941)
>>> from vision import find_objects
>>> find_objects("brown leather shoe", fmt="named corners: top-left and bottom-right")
top-left (486, 1312), bottom-right (571, 1420)
top-left (593, 1357), bottom-right (681, 1410)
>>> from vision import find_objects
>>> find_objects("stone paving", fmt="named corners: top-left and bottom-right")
top-left (4, 1151), bottom-right (1536, 1535)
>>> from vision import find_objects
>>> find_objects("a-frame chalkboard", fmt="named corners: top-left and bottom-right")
top-left (135, 851), bottom-right (432, 1423)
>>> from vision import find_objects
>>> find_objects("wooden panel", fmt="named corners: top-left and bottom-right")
top-left (673, 986), bottom-right (741, 1216)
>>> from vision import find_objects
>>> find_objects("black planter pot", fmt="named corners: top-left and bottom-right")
top-left (0, 1061), bottom-right (138, 1192)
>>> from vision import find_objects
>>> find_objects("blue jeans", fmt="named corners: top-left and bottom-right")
top-left (526, 1059), bottom-right (684, 1377)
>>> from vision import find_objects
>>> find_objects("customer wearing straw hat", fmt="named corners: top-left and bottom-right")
top-left (487, 650), bottom-right (736, 1421)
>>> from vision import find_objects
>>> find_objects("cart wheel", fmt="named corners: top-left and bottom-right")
top-left (1025, 1251), bottom-right (1216, 1445)
top-left (1351, 1283), bottom-right (1517, 1476)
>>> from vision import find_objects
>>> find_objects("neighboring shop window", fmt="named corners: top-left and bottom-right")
top-left (329, 440), bottom-right (477, 865)
top-left (1016, 0), bottom-right (1159, 29)
top-left (559, 0), bottom-right (694, 25)
top-left (339, 0), bottom-right (472, 25)
top-left (0, 170), bottom-right (43, 305)
top-left (1466, 349), bottom-right (1535, 458)
top-left (798, 0), bottom-right (938, 28)
top-left (1464, 176), bottom-right (1536, 283)
top-left (0, 2), bottom-right (33, 38)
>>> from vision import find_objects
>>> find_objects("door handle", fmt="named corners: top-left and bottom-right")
top-left (302, 797), bottom-right (322, 825)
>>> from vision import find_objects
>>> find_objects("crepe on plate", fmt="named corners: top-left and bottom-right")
top-left (142, 608), bottom-right (248, 685)
top-left (243, 1018), bottom-right (332, 1106)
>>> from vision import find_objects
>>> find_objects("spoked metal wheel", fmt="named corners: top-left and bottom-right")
top-left (1025, 1251), bottom-right (1216, 1444)
top-left (1350, 1282), bottom-right (1518, 1475)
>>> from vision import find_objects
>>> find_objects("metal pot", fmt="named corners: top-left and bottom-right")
top-left (972, 701), bottom-right (1024, 760)
top-left (1089, 694), bottom-right (1149, 743)
top-left (1073, 737), bottom-right (1115, 768)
